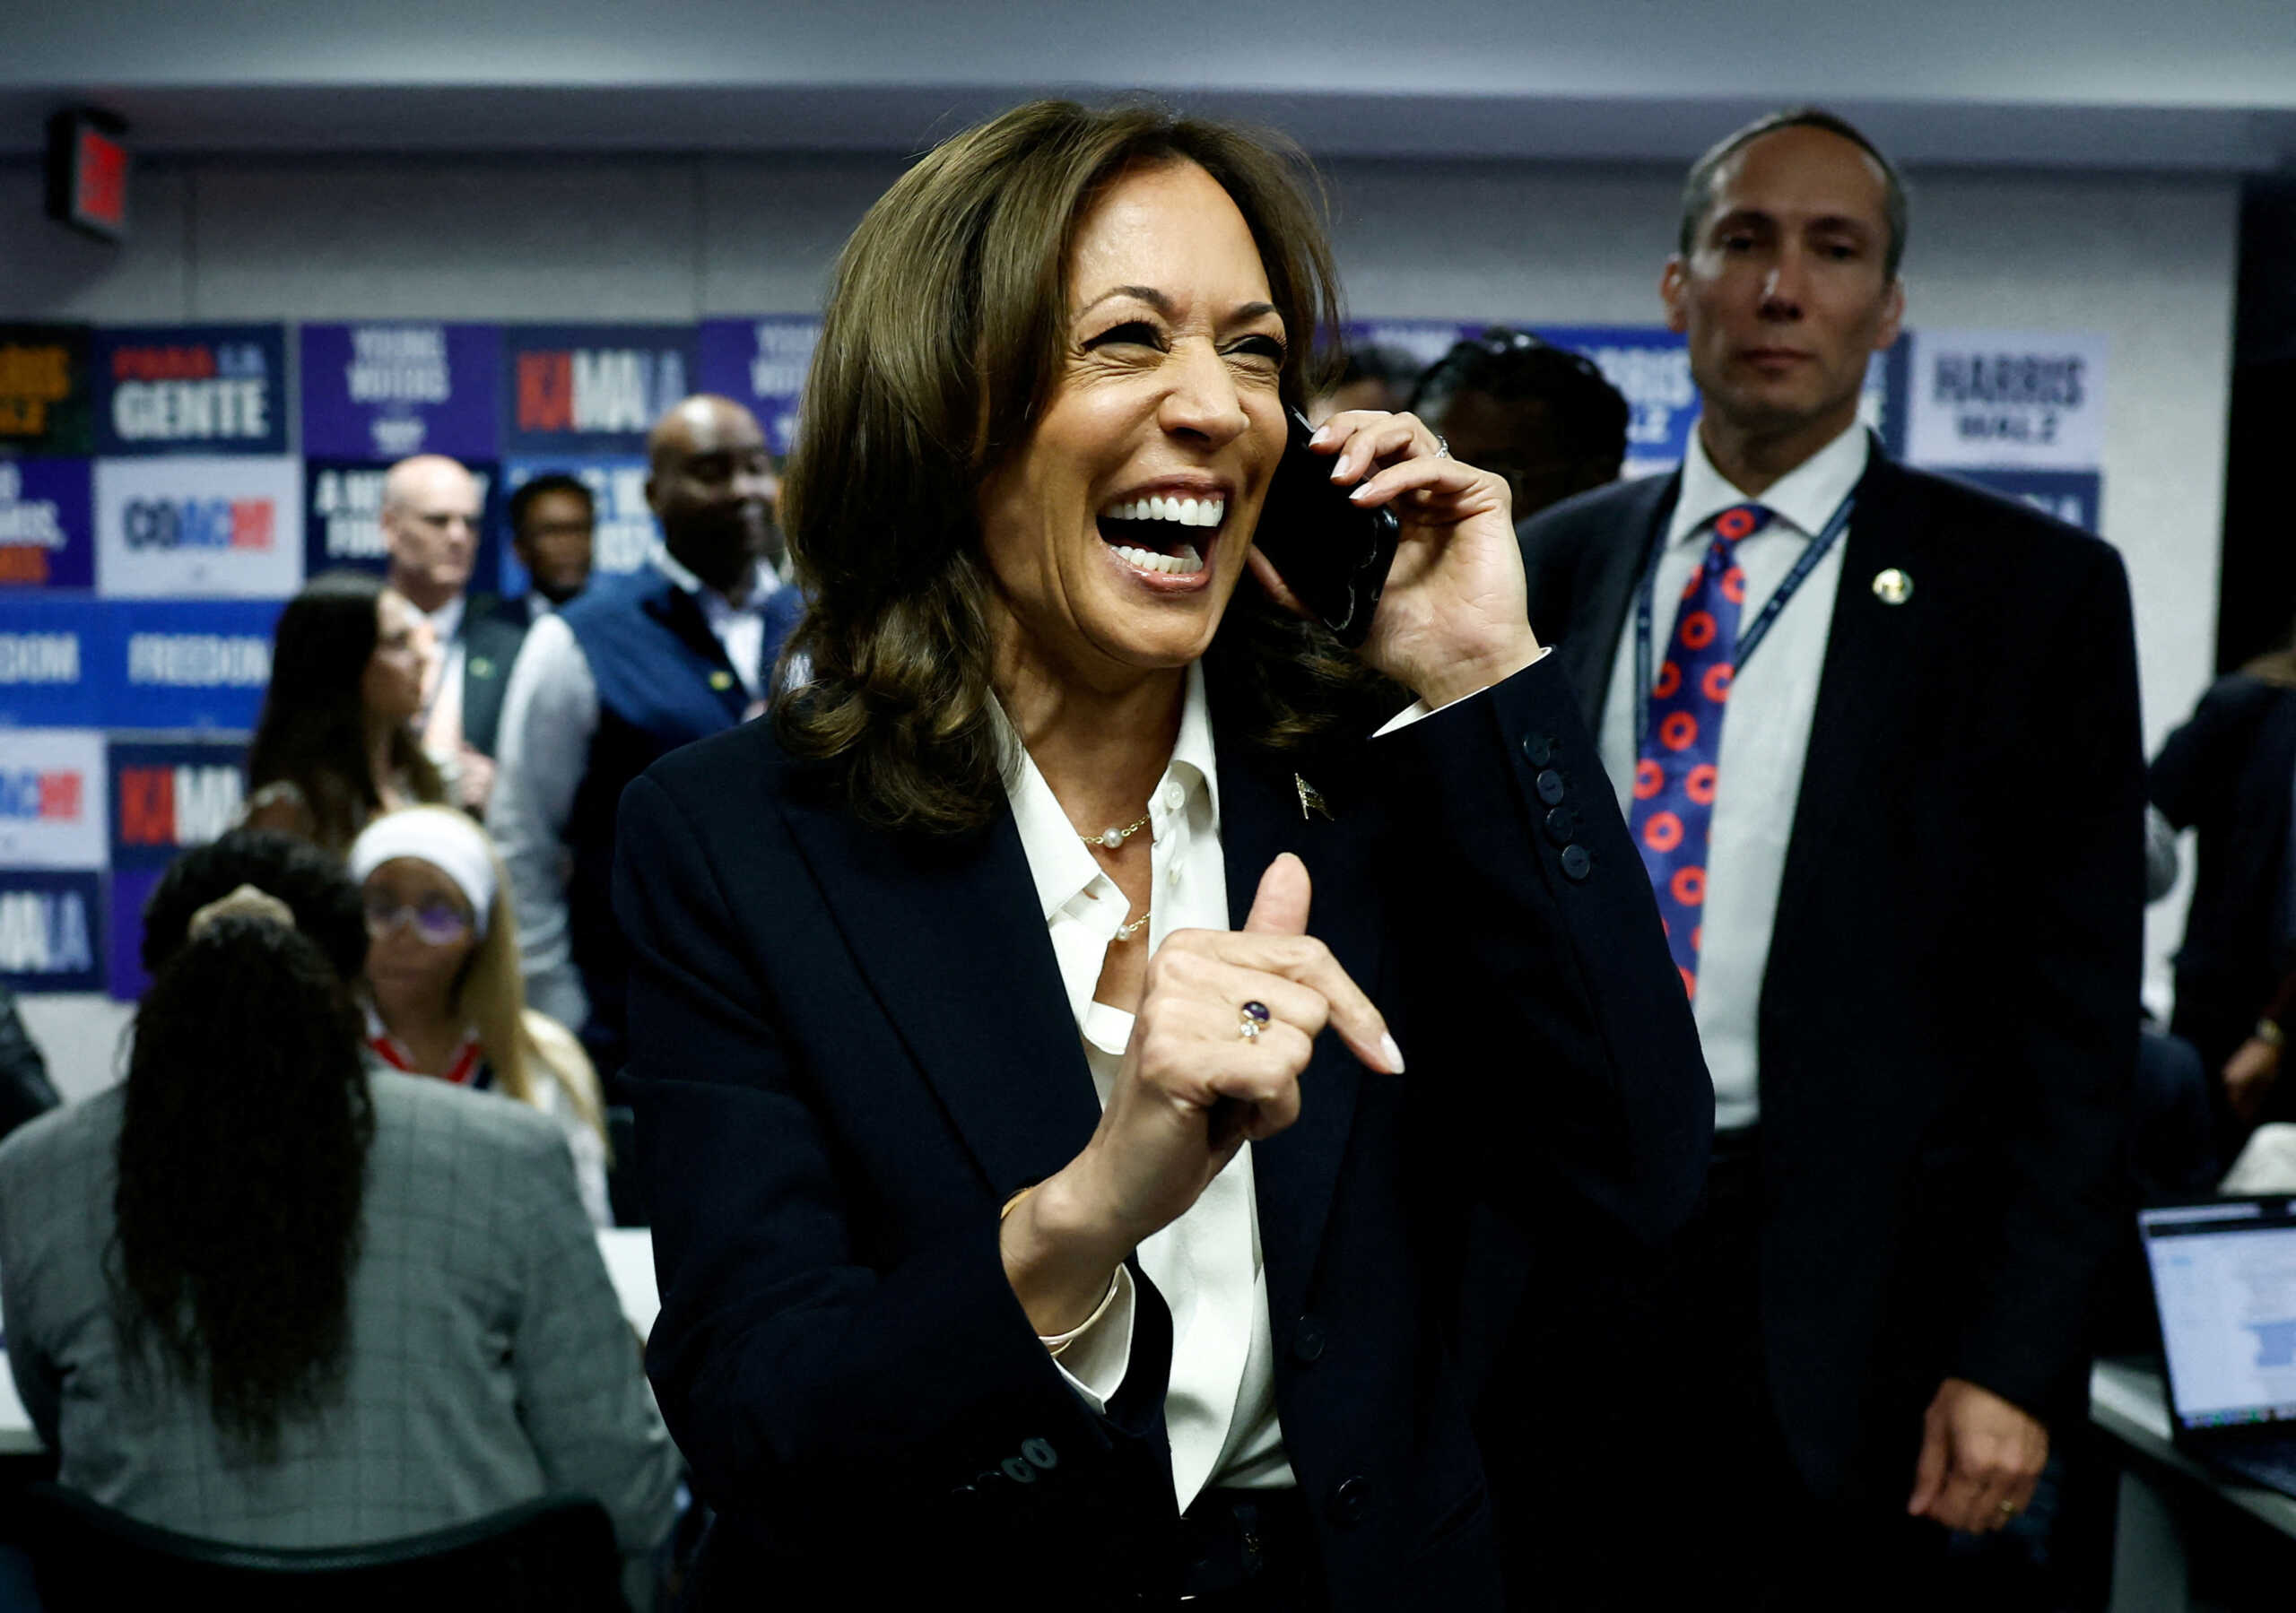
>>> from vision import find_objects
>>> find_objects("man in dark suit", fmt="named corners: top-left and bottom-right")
top-left (1509, 108), bottom-right (2142, 1606)
top-left (459, 473), bottom-right (599, 763)
top-left (489, 395), bottom-right (800, 1079)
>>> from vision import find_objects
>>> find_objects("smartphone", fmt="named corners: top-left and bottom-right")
top-left (1250, 408), bottom-right (1402, 647)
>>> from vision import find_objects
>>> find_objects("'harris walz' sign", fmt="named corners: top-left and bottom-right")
top-left (1905, 330), bottom-right (2105, 471)
top-left (0, 323), bottom-right (92, 456)
top-left (501, 325), bottom-right (695, 458)
top-left (92, 325), bottom-right (290, 456)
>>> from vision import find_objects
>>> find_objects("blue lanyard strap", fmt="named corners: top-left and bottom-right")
top-left (1634, 490), bottom-right (1857, 747)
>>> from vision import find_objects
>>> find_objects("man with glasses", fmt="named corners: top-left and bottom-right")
top-left (1409, 328), bottom-right (1628, 523)
top-left (379, 455), bottom-right (507, 815)
top-left (1503, 109), bottom-right (2142, 1607)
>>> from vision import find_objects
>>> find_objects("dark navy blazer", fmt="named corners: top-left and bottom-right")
top-left (613, 656), bottom-right (1710, 1608)
top-left (1517, 445), bottom-right (2144, 1502)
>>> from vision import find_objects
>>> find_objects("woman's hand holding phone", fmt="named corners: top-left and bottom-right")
top-left (1249, 408), bottom-right (1543, 710)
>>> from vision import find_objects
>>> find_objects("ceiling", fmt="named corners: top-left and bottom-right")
top-left (5, 0), bottom-right (2293, 170)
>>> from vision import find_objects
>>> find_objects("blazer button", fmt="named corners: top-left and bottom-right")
top-left (1521, 733), bottom-right (1557, 766)
top-left (1560, 845), bottom-right (1592, 881)
top-left (1543, 804), bottom-right (1581, 847)
top-left (1535, 768), bottom-right (1566, 805)
top-left (1329, 1475), bottom-right (1370, 1528)
top-left (1020, 1438), bottom-right (1058, 1470)
top-left (1292, 1318), bottom-right (1327, 1364)
top-left (1000, 1457), bottom-right (1039, 1484)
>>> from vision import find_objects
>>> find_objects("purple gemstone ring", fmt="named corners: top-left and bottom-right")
top-left (1238, 1001), bottom-right (1271, 1041)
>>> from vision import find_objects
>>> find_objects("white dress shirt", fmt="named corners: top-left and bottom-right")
top-left (1596, 423), bottom-right (1867, 1132)
top-left (488, 554), bottom-right (784, 1034)
top-left (1001, 661), bottom-right (1296, 1510)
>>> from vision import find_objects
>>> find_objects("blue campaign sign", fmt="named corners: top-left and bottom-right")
top-left (1947, 468), bottom-right (2102, 534)
top-left (303, 458), bottom-right (502, 586)
top-left (0, 457), bottom-right (93, 589)
top-left (109, 736), bottom-right (249, 870)
top-left (92, 325), bottom-right (290, 456)
top-left (1535, 326), bottom-right (1699, 473)
top-left (0, 594), bottom-right (103, 726)
top-left (107, 863), bottom-right (162, 1001)
top-left (501, 325), bottom-right (696, 458)
top-left (499, 457), bottom-right (655, 594)
top-left (300, 322), bottom-right (502, 461)
top-left (696, 317), bottom-right (819, 458)
top-left (100, 598), bottom-right (282, 731)
top-left (0, 867), bottom-right (103, 993)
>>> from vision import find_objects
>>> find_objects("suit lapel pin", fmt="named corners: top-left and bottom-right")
top-left (709, 670), bottom-right (735, 691)
top-left (1294, 774), bottom-right (1331, 821)
top-left (470, 656), bottom-right (495, 680)
top-left (1871, 568), bottom-right (1913, 606)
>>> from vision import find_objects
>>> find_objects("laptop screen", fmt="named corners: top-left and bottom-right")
top-left (2142, 1199), bottom-right (2296, 1432)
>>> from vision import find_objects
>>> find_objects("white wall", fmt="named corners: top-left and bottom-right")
top-left (0, 149), bottom-right (2236, 1075)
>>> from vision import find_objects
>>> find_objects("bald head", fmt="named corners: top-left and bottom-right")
top-left (646, 395), bottom-right (780, 596)
top-left (380, 455), bottom-right (481, 612)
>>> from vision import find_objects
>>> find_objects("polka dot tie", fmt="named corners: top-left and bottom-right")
top-left (1628, 502), bottom-right (1770, 1001)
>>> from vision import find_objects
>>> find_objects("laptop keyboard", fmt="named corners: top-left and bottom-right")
top-left (2209, 1442), bottom-right (2296, 1498)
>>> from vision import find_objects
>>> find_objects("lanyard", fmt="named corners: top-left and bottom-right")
top-left (1634, 491), bottom-right (1856, 747)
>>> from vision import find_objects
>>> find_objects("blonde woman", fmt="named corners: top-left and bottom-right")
top-left (350, 807), bottom-right (610, 1225)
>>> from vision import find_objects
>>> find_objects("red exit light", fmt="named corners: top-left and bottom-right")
top-left (46, 108), bottom-right (130, 242)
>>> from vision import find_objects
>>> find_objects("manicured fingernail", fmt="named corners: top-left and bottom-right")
top-left (1309, 425), bottom-right (1332, 447)
top-left (1379, 1033), bottom-right (1405, 1072)
top-left (1348, 482), bottom-right (1377, 502)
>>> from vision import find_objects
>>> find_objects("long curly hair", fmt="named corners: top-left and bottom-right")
top-left (776, 100), bottom-right (1385, 836)
top-left (113, 835), bottom-right (374, 1463)
top-left (246, 570), bottom-right (442, 854)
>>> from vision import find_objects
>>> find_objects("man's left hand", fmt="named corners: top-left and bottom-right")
top-left (455, 745), bottom-right (497, 814)
top-left (1906, 1377), bottom-right (2048, 1533)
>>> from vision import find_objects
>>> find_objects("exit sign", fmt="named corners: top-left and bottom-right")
top-left (46, 109), bottom-right (130, 243)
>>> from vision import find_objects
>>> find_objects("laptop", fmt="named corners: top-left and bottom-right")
top-left (2140, 1197), bottom-right (2296, 1496)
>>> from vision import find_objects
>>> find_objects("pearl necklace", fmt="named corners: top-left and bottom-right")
top-left (1082, 813), bottom-right (1152, 853)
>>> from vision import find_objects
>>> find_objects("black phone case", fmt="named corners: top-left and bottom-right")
top-left (1250, 408), bottom-right (1401, 646)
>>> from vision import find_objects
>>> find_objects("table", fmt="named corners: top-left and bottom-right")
top-left (0, 1229), bottom-right (660, 1457)
top-left (2091, 1357), bottom-right (2296, 1610)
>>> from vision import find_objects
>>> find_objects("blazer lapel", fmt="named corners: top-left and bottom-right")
top-left (1561, 473), bottom-right (1679, 734)
top-left (778, 786), bottom-right (1101, 1199)
top-left (1771, 451), bottom-right (1928, 948)
top-left (1215, 728), bottom-right (1383, 1325)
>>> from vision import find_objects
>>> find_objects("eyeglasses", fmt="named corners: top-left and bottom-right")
top-left (362, 894), bottom-right (474, 946)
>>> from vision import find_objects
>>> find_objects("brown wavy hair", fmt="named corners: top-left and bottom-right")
top-left (775, 99), bottom-right (1383, 835)
top-left (114, 835), bottom-right (374, 1463)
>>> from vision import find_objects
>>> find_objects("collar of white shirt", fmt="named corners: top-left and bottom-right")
top-left (650, 546), bottom-right (785, 616)
top-left (1666, 421), bottom-right (1871, 550)
top-left (425, 592), bottom-right (467, 647)
top-left (1001, 659), bottom-right (1222, 931)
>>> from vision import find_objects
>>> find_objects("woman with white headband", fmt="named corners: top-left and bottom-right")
top-left (351, 806), bottom-right (610, 1226)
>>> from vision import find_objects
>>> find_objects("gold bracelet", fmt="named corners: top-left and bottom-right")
top-left (998, 1183), bottom-right (1118, 1357)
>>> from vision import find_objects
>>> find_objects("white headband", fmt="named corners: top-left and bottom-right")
top-left (349, 808), bottom-right (498, 939)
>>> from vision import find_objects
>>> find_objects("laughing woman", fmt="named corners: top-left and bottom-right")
top-left (614, 101), bottom-right (1710, 1610)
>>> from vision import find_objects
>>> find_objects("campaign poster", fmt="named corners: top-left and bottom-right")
top-left (1949, 468), bottom-right (2103, 534)
top-left (303, 458), bottom-right (501, 585)
top-left (500, 457), bottom-right (655, 594)
top-left (1339, 319), bottom-right (1482, 377)
top-left (95, 455), bottom-right (305, 598)
top-left (0, 729), bottom-right (107, 870)
top-left (1535, 326), bottom-right (1700, 479)
top-left (1904, 330), bottom-right (2106, 470)
top-left (92, 325), bottom-right (291, 457)
top-left (696, 316), bottom-right (820, 458)
top-left (100, 598), bottom-right (283, 731)
top-left (109, 735), bottom-right (249, 1000)
top-left (0, 868), bottom-right (103, 993)
top-left (300, 322), bottom-right (502, 462)
top-left (0, 324), bottom-right (92, 457)
top-left (0, 458), bottom-right (94, 588)
top-left (501, 325), bottom-right (696, 458)
top-left (0, 594), bottom-right (103, 726)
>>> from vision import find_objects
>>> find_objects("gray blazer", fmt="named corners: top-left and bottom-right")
top-left (0, 1071), bottom-right (679, 1572)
